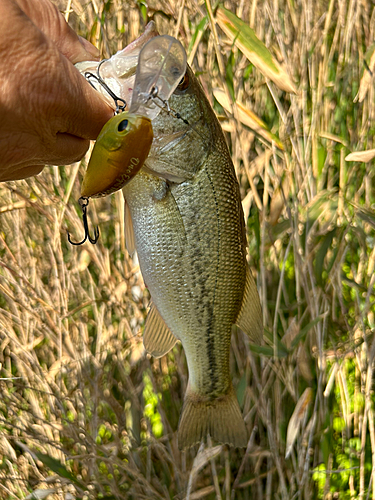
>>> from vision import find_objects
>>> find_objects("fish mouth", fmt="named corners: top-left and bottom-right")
top-left (76, 22), bottom-right (160, 111)
top-left (77, 22), bottom-right (200, 180)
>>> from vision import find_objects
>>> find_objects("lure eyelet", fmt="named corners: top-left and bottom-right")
top-left (85, 59), bottom-right (127, 115)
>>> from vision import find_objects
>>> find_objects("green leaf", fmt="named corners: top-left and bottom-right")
top-left (225, 52), bottom-right (235, 101)
top-left (213, 88), bottom-right (284, 149)
top-left (137, 0), bottom-right (148, 23)
top-left (291, 315), bottom-right (325, 349)
top-left (236, 373), bottom-right (247, 408)
top-left (188, 16), bottom-right (208, 54)
top-left (249, 344), bottom-right (278, 357)
top-left (34, 452), bottom-right (85, 490)
top-left (314, 229), bottom-right (337, 286)
top-left (321, 431), bottom-right (332, 467)
top-left (216, 6), bottom-right (296, 93)
top-left (256, 329), bottom-right (289, 357)
top-left (355, 205), bottom-right (375, 230)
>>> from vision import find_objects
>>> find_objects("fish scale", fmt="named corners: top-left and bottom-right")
top-left (123, 61), bottom-right (263, 449)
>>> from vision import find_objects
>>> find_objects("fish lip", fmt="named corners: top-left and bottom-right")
top-left (119, 21), bottom-right (159, 56)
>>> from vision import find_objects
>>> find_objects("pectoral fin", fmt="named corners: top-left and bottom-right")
top-left (236, 266), bottom-right (263, 344)
top-left (143, 302), bottom-right (178, 357)
top-left (124, 199), bottom-right (136, 256)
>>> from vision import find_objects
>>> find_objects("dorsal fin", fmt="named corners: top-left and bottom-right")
top-left (236, 266), bottom-right (263, 344)
top-left (124, 199), bottom-right (136, 256)
top-left (143, 301), bottom-right (178, 358)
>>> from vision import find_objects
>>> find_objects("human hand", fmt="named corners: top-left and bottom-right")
top-left (0, 0), bottom-right (114, 181)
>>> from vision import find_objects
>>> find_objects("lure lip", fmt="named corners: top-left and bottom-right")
top-left (76, 22), bottom-right (161, 115)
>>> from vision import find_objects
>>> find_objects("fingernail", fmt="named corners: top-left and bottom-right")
top-left (79, 36), bottom-right (100, 59)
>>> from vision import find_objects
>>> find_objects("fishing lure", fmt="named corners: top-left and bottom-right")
top-left (68, 34), bottom-right (187, 245)
top-left (80, 112), bottom-right (153, 199)
top-left (68, 66), bottom-right (153, 244)
top-left (78, 58), bottom-right (154, 201)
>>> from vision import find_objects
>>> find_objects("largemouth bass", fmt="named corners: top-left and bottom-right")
top-left (121, 25), bottom-right (263, 449)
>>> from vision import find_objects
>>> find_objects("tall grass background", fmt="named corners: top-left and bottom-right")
top-left (0, 0), bottom-right (374, 498)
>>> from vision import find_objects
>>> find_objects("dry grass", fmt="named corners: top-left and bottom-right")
top-left (1, 0), bottom-right (375, 498)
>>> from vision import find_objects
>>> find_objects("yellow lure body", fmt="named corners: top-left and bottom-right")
top-left (81, 112), bottom-right (153, 198)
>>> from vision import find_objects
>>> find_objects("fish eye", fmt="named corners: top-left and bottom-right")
top-left (118, 119), bottom-right (129, 132)
top-left (177, 72), bottom-right (189, 91)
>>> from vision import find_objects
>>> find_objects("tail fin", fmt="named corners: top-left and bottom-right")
top-left (178, 386), bottom-right (247, 449)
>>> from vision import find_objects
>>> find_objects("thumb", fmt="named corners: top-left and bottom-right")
top-left (62, 61), bottom-right (115, 140)
top-left (14, 0), bottom-right (100, 64)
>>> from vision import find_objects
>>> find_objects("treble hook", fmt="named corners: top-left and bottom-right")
top-left (67, 197), bottom-right (99, 245)
top-left (85, 59), bottom-right (126, 114)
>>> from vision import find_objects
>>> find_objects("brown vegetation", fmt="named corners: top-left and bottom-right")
top-left (0, 0), bottom-right (374, 498)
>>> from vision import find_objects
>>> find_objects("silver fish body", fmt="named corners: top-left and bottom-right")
top-left (123, 64), bottom-right (262, 449)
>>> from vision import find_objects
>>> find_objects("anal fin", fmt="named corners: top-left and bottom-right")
top-left (143, 302), bottom-right (178, 358)
top-left (124, 198), bottom-right (136, 256)
top-left (236, 265), bottom-right (263, 344)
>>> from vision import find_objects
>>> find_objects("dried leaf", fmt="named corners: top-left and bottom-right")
top-left (0, 436), bottom-right (17, 461)
top-left (297, 345), bottom-right (314, 383)
top-left (25, 489), bottom-right (57, 500)
top-left (345, 149), bottom-right (375, 162)
top-left (282, 318), bottom-right (299, 350)
top-left (269, 189), bottom-right (284, 226)
top-left (242, 191), bottom-right (253, 223)
top-left (285, 388), bottom-right (313, 459)
top-left (319, 132), bottom-right (348, 147)
top-left (323, 363), bottom-right (339, 398)
top-left (48, 355), bottom-right (72, 380)
top-left (269, 176), bottom-right (290, 225)
top-left (114, 281), bottom-right (128, 302)
top-left (216, 6), bottom-right (296, 93)
top-left (77, 249), bottom-right (91, 271)
top-left (213, 88), bottom-right (284, 149)
top-left (184, 486), bottom-right (216, 500)
top-left (355, 44), bottom-right (375, 102)
top-left (191, 445), bottom-right (223, 476)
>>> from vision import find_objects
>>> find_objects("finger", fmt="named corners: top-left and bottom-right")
top-left (0, 164), bottom-right (44, 182)
top-left (14, 0), bottom-right (100, 63)
top-left (0, 133), bottom-right (89, 181)
top-left (1, 134), bottom-right (89, 179)
top-left (78, 36), bottom-right (100, 61)
top-left (49, 52), bottom-right (115, 140)
top-left (53, 133), bottom-right (90, 165)
top-left (33, 133), bottom-right (90, 166)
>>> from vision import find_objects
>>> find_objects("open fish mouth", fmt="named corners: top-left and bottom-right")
top-left (76, 22), bottom-right (160, 112)
top-left (76, 22), bottom-right (195, 151)
top-left (76, 23), bottom-right (207, 181)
